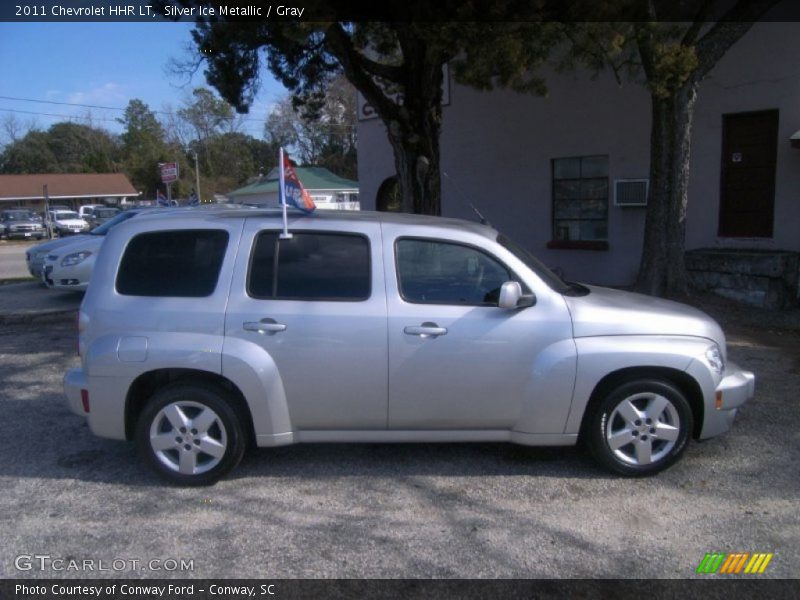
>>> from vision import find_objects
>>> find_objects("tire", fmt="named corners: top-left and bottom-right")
top-left (135, 383), bottom-right (246, 486)
top-left (587, 379), bottom-right (693, 476)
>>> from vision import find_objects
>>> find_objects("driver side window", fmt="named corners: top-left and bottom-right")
top-left (396, 238), bottom-right (512, 306)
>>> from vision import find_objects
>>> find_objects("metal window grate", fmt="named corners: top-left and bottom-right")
top-left (614, 179), bottom-right (649, 207)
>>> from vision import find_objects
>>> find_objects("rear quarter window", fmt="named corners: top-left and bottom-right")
top-left (116, 229), bottom-right (229, 297)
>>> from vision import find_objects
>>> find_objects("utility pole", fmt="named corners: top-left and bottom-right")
top-left (194, 151), bottom-right (201, 202)
top-left (43, 184), bottom-right (53, 239)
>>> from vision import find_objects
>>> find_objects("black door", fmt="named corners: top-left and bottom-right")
top-left (718, 109), bottom-right (778, 238)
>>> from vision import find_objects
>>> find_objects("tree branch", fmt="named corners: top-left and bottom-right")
top-left (694, 0), bottom-right (780, 78)
top-left (323, 23), bottom-right (403, 122)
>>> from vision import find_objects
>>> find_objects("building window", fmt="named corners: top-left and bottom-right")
top-left (551, 155), bottom-right (609, 248)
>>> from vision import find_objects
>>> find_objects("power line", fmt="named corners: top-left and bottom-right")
top-left (0, 95), bottom-right (358, 130)
top-left (0, 107), bottom-right (357, 142)
top-left (0, 107), bottom-right (121, 123)
top-left (0, 95), bottom-right (131, 113)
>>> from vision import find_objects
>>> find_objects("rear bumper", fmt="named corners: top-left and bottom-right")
top-left (699, 361), bottom-right (755, 439)
top-left (63, 368), bottom-right (128, 440)
top-left (63, 367), bottom-right (88, 418)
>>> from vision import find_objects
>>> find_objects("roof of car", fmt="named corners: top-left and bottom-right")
top-left (129, 206), bottom-right (496, 237)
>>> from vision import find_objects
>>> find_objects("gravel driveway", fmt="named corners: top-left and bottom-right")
top-left (0, 295), bottom-right (798, 579)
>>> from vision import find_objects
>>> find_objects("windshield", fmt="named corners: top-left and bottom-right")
top-left (89, 210), bottom-right (139, 235)
top-left (95, 208), bottom-right (119, 218)
top-left (2, 210), bottom-right (36, 221)
top-left (497, 234), bottom-right (589, 296)
top-left (54, 211), bottom-right (79, 220)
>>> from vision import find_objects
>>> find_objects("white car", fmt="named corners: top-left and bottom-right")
top-left (78, 204), bottom-right (105, 219)
top-left (48, 210), bottom-right (89, 237)
top-left (42, 236), bottom-right (101, 291)
top-left (42, 206), bottom-right (207, 290)
top-left (42, 209), bottom-right (148, 291)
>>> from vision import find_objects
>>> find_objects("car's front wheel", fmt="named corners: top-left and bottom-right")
top-left (135, 383), bottom-right (246, 486)
top-left (587, 379), bottom-right (693, 476)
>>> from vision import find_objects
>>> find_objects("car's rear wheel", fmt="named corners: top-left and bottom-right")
top-left (587, 379), bottom-right (693, 476)
top-left (135, 383), bottom-right (246, 486)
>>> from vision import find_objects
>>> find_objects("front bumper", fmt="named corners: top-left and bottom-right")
top-left (28, 255), bottom-right (45, 277)
top-left (699, 361), bottom-right (755, 439)
top-left (64, 367), bottom-right (88, 418)
top-left (7, 230), bottom-right (44, 240)
top-left (43, 262), bottom-right (90, 291)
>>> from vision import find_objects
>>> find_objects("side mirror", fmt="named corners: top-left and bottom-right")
top-left (498, 281), bottom-right (535, 309)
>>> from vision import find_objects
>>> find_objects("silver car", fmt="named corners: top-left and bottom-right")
top-left (1, 209), bottom-right (45, 240)
top-left (63, 208), bottom-right (754, 485)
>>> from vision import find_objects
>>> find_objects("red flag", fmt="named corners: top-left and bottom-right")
top-left (281, 154), bottom-right (316, 213)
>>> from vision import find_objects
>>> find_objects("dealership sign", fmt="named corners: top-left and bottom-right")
top-left (160, 162), bottom-right (179, 183)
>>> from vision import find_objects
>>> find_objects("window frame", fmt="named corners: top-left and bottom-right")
top-left (393, 236), bottom-right (526, 307)
top-left (550, 154), bottom-right (610, 250)
top-left (246, 229), bottom-right (373, 302)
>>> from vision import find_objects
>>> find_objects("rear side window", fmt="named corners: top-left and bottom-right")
top-left (116, 230), bottom-right (229, 297)
top-left (249, 232), bottom-right (370, 301)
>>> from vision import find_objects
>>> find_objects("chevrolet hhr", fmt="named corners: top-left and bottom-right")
top-left (63, 208), bottom-right (754, 485)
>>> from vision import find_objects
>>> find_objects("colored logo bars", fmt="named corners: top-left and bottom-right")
top-left (696, 552), bottom-right (774, 574)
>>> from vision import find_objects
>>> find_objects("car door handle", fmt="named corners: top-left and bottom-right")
top-left (404, 322), bottom-right (448, 338)
top-left (243, 318), bottom-right (287, 335)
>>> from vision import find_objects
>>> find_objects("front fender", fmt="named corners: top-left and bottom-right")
top-left (221, 336), bottom-right (294, 447)
top-left (564, 335), bottom-right (716, 434)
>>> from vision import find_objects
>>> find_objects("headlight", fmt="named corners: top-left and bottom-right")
top-left (61, 251), bottom-right (92, 267)
top-left (705, 344), bottom-right (725, 375)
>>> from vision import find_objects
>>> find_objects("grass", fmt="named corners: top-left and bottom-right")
top-left (0, 277), bottom-right (36, 286)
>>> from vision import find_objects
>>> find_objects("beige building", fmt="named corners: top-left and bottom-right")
top-left (357, 20), bottom-right (800, 307)
top-left (0, 173), bottom-right (139, 211)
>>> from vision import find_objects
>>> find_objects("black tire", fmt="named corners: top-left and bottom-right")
top-left (587, 379), bottom-right (693, 477)
top-left (135, 383), bottom-right (246, 486)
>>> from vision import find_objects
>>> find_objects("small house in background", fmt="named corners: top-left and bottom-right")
top-left (227, 167), bottom-right (359, 210)
top-left (0, 173), bottom-right (139, 211)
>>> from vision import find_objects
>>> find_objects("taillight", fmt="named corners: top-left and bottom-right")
top-left (80, 389), bottom-right (90, 413)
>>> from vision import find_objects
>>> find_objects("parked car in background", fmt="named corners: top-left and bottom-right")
top-left (28, 209), bottom-right (141, 278)
top-left (64, 208), bottom-right (754, 485)
top-left (78, 204), bottom-right (105, 219)
top-left (86, 207), bottom-right (120, 229)
top-left (1, 209), bottom-right (45, 240)
top-left (47, 210), bottom-right (89, 237)
top-left (42, 206), bottom-right (231, 291)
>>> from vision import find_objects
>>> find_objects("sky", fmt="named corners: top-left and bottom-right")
top-left (0, 22), bottom-right (287, 140)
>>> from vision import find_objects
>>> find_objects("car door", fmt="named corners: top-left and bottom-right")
top-left (224, 217), bottom-right (388, 430)
top-left (383, 224), bottom-right (573, 431)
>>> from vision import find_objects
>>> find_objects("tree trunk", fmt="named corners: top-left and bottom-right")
top-left (635, 83), bottom-right (698, 297)
top-left (379, 46), bottom-right (444, 215)
top-left (385, 107), bottom-right (442, 215)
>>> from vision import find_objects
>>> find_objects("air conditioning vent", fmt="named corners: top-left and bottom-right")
top-left (614, 179), bottom-right (649, 207)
